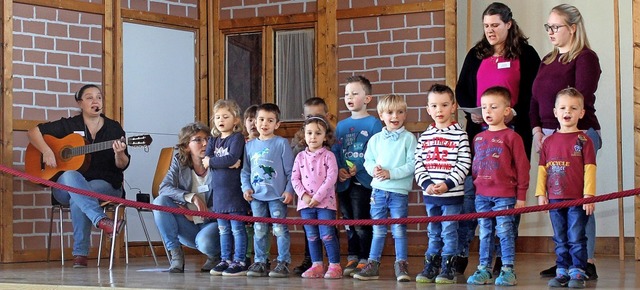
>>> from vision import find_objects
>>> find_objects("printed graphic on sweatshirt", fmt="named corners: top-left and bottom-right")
top-left (340, 128), bottom-right (369, 162)
top-left (213, 146), bottom-right (230, 157)
top-left (420, 137), bottom-right (457, 171)
top-left (472, 136), bottom-right (501, 178)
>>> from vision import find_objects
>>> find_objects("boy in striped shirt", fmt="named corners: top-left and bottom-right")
top-left (414, 84), bottom-right (472, 284)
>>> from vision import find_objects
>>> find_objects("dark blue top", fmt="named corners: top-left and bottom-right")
top-left (205, 132), bottom-right (249, 213)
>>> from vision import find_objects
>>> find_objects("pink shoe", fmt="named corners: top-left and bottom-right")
top-left (324, 264), bottom-right (342, 279)
top-left (302, 264), bottom-right (324, 278)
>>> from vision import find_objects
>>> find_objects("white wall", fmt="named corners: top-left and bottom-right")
top-left (457, 0), bottom-right (635, 238)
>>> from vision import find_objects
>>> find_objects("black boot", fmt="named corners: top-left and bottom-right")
top-left (435, 255), bottom-right (456, 284)
top-left (453, 255), bottom-right (468, 275)
top-left (293, 255), bottom-right (312, 275)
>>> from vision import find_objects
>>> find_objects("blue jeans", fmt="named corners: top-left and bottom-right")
top-left (475, 195), bottom-right (516, 267)
top-left (368, 189), bottom-right (408, 262)
top-left (300, 208), bottom-right (340, 264)
top-left (217, 212), bottom-right (247, 262)
top-left (338, 182), bottom-right (372, 260)
top-left (457, 176), bottom-right (477, 257)
top-left (52, 170), bottom-right (122, 256)
top-left (549, 200), bottom-right (588, 271)
top-left (152, 195), bottom-right (221, 258)
top-left (425, 202), bottom-right (461, 257)
top-left (250, 199), bottom-right (290, 263)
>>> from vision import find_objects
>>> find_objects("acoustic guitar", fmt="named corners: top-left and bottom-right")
top-left (25, 133), bottom-right (152, 181)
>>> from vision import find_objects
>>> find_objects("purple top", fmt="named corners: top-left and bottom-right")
top-left (531, 48), bottom-right (601, 130)
top-left (476, 56), bottom-right (521, 107)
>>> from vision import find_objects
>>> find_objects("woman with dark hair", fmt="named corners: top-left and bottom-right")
top-left (27, 84), bottom-right (130, 268)
top-left (455, 1), bottom-right (540, 277)
top-left (153, 122), bottom-right (221, 273)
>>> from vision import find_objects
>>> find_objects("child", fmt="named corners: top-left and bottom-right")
top-left (466, 87), bottom-right (529, 286)
top-left (291, 115), bottom-right (341, 279)
top-left (414, 84), bottom-right (471, 284)
top-left (241, 103), bottom-right (295, 278)
top-left (354, 94), bottom-right (417, 282)
top-left (331, 75), bottom-right (383, 276)
top-left (203, 100), bottom-right (249, 276)
top-left (244, 105), bottom-right (259, 141)
top-left (291, 97), bottom-right (331, 275)
top-left (536, 87), bottom-right (596, 289)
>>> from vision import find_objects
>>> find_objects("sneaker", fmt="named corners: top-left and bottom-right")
top-left (548, 268), bottom-right (570, 288)
top-left (301, 263), bottom-right (324, 279)
top-left (492, 257), bottom-right (502, 277)
top-left (467, 266), bottom-right (493, 285)
top-left (540, 264), bottom-right (557, 277)
top-left (435, 255), bottom-right (456, 284)
top-left (96, 218), bottom-right (125, 235)
top-left (342, 259), bottom-right (358, 276)
top-left (349, 260), bottom-right (367, 277)
top-left (453, 255), bottom-right (468, 275)
top-left (324, 264), bottom-right (342, 279)
top-left (73, 255), bottom-right (88, 268)
top-left (269, 261), bottom-right (290, 278)
top-left (210, 260), bottom-right (229, 276)
top-left (201, 256), bottom-right (220, 272)
top-left (585, 262), bottom-right (598, 280)
top-left (416, 254), bottom-right (441, 283)
top-left (568, 268), bottom-right (586, 289)
top-left (246, 262), bottom-right (269, 277)
top-left (394, 260), bottom-right (411, 282)
top-left (293, 255), bottom-right (312, 275)
top-left (353, 260), bottom-right (380, 281)
top-left (495, 266), bottom-right (517, 286)
top-left (222, 261), bottom-right (247, 276)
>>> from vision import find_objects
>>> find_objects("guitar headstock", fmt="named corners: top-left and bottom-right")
top-left (127, 135), bottom-right (153, 147)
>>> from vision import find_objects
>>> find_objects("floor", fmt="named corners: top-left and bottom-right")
top-left (0, 254), bottom-right (638, 289)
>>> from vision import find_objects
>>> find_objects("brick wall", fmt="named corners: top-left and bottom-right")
top-left (337, 0), bottom-right (429, 9)
top-left (12, 3), bottom-right (104, 253)
top-left (219, 0), bottom-right (317, 20)
top-left (121, 0), bottom-right (198, 19)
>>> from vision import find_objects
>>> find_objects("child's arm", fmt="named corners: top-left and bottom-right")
top-left (363, 135), bottom-right (378, 177)
top-left (290, 154), bottom-right (305, 198)
top-left (414, 134), bottom-right (435, 191)
top-left (443, 134), bottom-right (471, 190)
top-left (208, 133), bottom-right (245, 169)
top-left (309, 152), bottom-right (339, 206)
top-left (388, 134), bottom-right (418, 180)
top-left (512, 135), bottom-right (530, 203)
top-left (281, 139), bottom-right (295, 204)
top-left (240, 144), bottom-right (253, 201)
top-left (535, 165), bottom-right (548, 206)
top-left (202, 136), bottom-right (215, 168)
top-left (582, 137), bottom-right (597, 214)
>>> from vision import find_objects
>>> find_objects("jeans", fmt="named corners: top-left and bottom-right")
top-left (425, 202), bottom-right (461, 257)
top-left (153, 195), bottom-right (221, 258)
top-left (300, 208), bottom-right (340, 264)
top-left (368, 189), bottom-right (408, 262)
top-left (457, 176), bottom-right (477, 257)
top-left (584, 127), bottom-right (601, 260)
top-left (217, 212), bottom-right (247, 262)
top-left (51, 170), bottom-right (123, 256)
top-left (475, 195), bottom-right (516, 267)
top-left (250, 199), bottom-right (290, 263)
top-left (549, 200), bottom-right (588, 271)
top-left (338, 182), bottom-right (373, 260)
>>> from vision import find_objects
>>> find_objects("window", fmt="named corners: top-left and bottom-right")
top-left (225, 33), bottom-right (262, 112)
top-left (275, 29), bottom-right (315, 121)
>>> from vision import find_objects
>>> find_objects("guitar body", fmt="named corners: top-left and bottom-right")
top-left (25, 134), bottom-right (90, 181)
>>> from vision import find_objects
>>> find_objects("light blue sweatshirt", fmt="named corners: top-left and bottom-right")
top-left (241, 136), bottom-right (294, 201)
top-left (363, 127), bottom-right (417, 195)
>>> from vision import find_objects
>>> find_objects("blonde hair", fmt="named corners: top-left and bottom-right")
top-left (377, 94), bottom-right (407, 115)
top-left (210, 100), bottom-right (244, 137)
top-left (543, 4), bottom-right (591, 65)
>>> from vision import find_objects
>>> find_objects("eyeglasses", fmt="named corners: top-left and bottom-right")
top-left (544, 24), bottom-right (566, 33)
top-left (189, 137), bottom-right (207, 144)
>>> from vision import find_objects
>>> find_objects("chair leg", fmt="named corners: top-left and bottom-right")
top-left (137, 209), bottom-right (159, 266)
top-left (110, 204), bottom-right (126, 270)
top-left (59, 207), bottom-right (64, 266)
top-left (47, 206), bottom-right (55, 263)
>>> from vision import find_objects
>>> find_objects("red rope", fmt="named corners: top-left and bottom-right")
top-left (3, 164), bottom-right (639, 226)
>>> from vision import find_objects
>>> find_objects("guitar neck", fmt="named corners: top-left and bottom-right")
top-left (69, 139), bottom-right (117, 157)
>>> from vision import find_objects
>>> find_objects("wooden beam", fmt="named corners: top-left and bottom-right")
top-left (197, 0), bottom-right (208, 123)
top-left (1, 0), bottom-right (14, 263)
top-left (219, 13), bottom-right (316, 30)
top-left (264, 26), bottom-right (275, 104)
top-left (444, 0), bottom-right (457, 89)
top-left (103, 0), bottom-right (116, 121)
top-left (336, 0), bottom-right (444, 19)
top-left (633, 0), bottom-right (640, 260)
top-left (316, 0), bottom-right (338, 125)
top-left (613, 0), bottom-right (625, 261)
top-left (208, 0), bottom-right (221, 105)
top-left (12, 120), bottom-right (41, 132)
top-left (466, 0), bottom-right (472, 51)
top-left (121, 9), bottom-right (199, 29)
top-left (14, 0), bottom-right (103, 14)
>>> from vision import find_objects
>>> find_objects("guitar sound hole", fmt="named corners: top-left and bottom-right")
top-left (61, 148), bottom-right (72, 159)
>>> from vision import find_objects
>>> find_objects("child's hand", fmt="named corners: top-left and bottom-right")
top-left (426, 184), bottom-right (438, 195)
top-left (515, 200), bottom-right (526, 208)
top-left (302, 193), bottom-right (313, 206)
top-left (308, 198), bottom-right (319, 208)
top-left (583, 195), bottom-right (595, 215)
top-left (228, 159), bottom-right (241, 169)
top-left (373, 165), bottom-right (390, 180)
top-left (243, 189), bottom-right (254, 201)
top-left (202, 156), bottom-right (210, 169)
top-left (338, 168), bottom-right (351, 182)
top-left (348, 164), bottom-right (357, 176)
top-left (537, 195), bottom-right (548, 206)
top-left (282, 192), bottom-right (293, 204)
top-left (432, 183), bottom-right (447, 195)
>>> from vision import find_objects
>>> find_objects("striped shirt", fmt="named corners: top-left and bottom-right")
top-left (414, 122), bottom-right (471, 205)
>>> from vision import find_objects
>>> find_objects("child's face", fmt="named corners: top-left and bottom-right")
top-left (553, 94), bottom-right (585, 130)
top-left (344, 82), bottom-right (371, 113)
top-left (480, 94), bottom-right (510, 128)
top-left (380, 107), bottom-right (406, 132)
top-left (255, 110), bottom-right (280, 139)
top-left (304, 122), bottom-right (327, 152)
top-left (426, 92), bottom-right (456, 128)
top-left (244, 115), bottom-right (257, 139)
top-left (303, 104), bottom-right (327, 118)
top-left (214, 107), bottom-right (238, 136)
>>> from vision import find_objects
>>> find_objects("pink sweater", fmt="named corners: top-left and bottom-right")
top-left (291, 147), bottom-right (338, 211)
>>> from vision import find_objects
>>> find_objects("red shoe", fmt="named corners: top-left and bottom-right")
top-left (97, 218), bottom-right (125, 235)
top-left (73, 255), bottom-right (88, 268)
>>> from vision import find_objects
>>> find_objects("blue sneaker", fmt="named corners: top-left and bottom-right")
top-left (568, 268), bottom-right (586, 288)
top-left (467, 265), bottom-right (493, 285)
top-left (495, 266), bottom-right (517, 286)
top-left (222, 261), bottom-right (247, 276)
top-left (210, 260), bottom-right (229, 276)
top-left (548, 268), bottom-right (570, 288)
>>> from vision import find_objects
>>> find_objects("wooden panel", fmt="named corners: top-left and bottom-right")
top-left (208, 1), bottom-right (221, 104)
top-left (104, 0), bottom-right (116, 121)
top-left (264, 26), bottom-right (275, 104)
top-left (1, 0), bottom-right (14, 263)
top-left (444, 0), bottom-right (457, 89)
top-left (12, 120), bottom-right (41, 132)
top-left (316, 0), bottom-right (338, 125)
top-left (121, 9), bottom-right (199, 29)
top-left (219, 13), bottom-right (316, 30)
top-left (14, 0), bottom-right (103, 14)
top-left (197, 0), bottom-right (208, 123)
top-left (633, 0), bottom-right (640, 260)
top-left (612, 0), bottom-right (625, 261)
top-left (336, 0), bottom-right (444, 19)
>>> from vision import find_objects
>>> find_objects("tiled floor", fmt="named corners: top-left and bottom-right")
top-left (0, 253), bottom-right (638, 289)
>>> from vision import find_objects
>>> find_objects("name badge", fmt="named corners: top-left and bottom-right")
top-left (497, 61), bottom-right (511, 69)
top-left (197, 184), bottom-right (209, 193)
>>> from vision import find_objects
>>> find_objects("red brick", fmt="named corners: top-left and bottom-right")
top-left (129, 0), bottom-right (148, 11)
top-left (36, 65), bottom-right (57, 79)
top-left (47, 80), bottom-right (68, 93)
top-left (48, 109), bottom-right (73, 121)
top-left (392, 28), bottom-right (418, 41)
top-left (305, 1), bottom-right (316, 12)
top-left (57, 39), bottom-right (80, 53)
top-left (23, 107), bottom-right (46, 121)
top-left (433, 11), bottom-right (445, 26)
top-left (352, 17), bottom-right (378, 31)
top-left (219, 0), bottom-right (236, 9)
top-left (350, 0), bottom-right (376, 9)
top-left (13, 34), bottom-right (33, 48)
top-left (34, 36), bottom-right (55, 50)
top-left (374, 82), bottom-right (392, 95)
top-left (35, 6), bottom-right (56, 21)
top-left (13, 77), bottom-right (24, 90)
top-left (380, 69), bottom-right (405, 81)
top-left (338, 46), bottom-right (352, 60)
top-left (23, 235), bottom-right (46, 249)
top-left (187, 6), bottom-right (197, 19)
top-left (34, 192), bottom-right (54, 206)
top-left (14, 222), bottom-right (33, 234)
top-left (70, 55), bottom-right (90, 67)
top-left (81, 41), bottom-right (102, 55)
top-left (341, 59), bottom-right (364, 71)
top-left (338, 19), bottom-right (351, 32)
top-left (58, 9), bottom-right (79, 23)
top-left (80, 13), bottom-right (102, 25)
top-left (59, 67), bottom-right (81, 80)
top-left (233, 7), bottom-right (256, 19)
top-left (257, 5), bottom-right (279, 17)
top-left (47, 23), bottom-right (68, 37)
top-left (339, 32), bottom-right (366, 46)
top-left (69, 26), bottom-right (90, 39)
top-left (407, 67), bottom-right (433, 79)
top-left (420, 52), bottom-right (446, 65)
top-left (420, 80), bottom-right (437, 93)
top-left (35, 93), bottom-right (58, 107)
top-left (281, 3), bottom-right (304, 15)
top-left (366, 30), bottom-right (390, 43)
top-left (420, 27), bottom-right (445, 39)
top-left (219, 8), bottom-right (231, 20)
top-left (150, 2), bottom-right (168, 14)
top-left (433, 66), bottom-right (445, 79)
top-left (91, 56), bottom-right (103, 69)
top-left (407, 93), bottom-right (428, 108)
top-left (352, 44), bottom-right (378, 58)
top-left (406, 40), bottom-right (429, 53)
top-left (25, 50), bottom-right (46, 63)
top-left (24, 181), bottom-right (48, 193)
top-left (46, 52), bottom-right (68, 66)
top-left (13, 237), bottom-right (22, 251)
top-left (13, 106), bottom-right (23, 120)
top-left (23, 21), bottom-right (45, 34)
top-left (407, 12), bottom-right (432, 27)
top-left (433, 39), bottom-right (445, 52)
top-left (393, 81), bottom-right (419, 94)
top-left (13, 4), bottom-right (35, 18)
top-left (364, 57), bottom-right (391, 70)
top-left (90, 27), bottom-right (103, 41)
top-left (13, 49), bottom-right (23, 61)
top-left (169, 4), bottom-right (188, 17)
top-left (13, 90), bottom-right (34, 105)
top-left (13, 63), bottom-right (34, 76)
top-left (23, 208), bottom-right (48, 220)
top-left (395, 54), bottom-right (419, 67)
top-left (379, 42), bottom-right (404, 55)
top-left (82, 70), bottom-right (102, 83)
top-left (59, 95), bottom-right (78, 108)
top-left (407, 108), bottom-right (420, 124)
top-left (24, 78), bottom-right (46, 90)
top-left (379, 14), bottom-right (404, 30)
